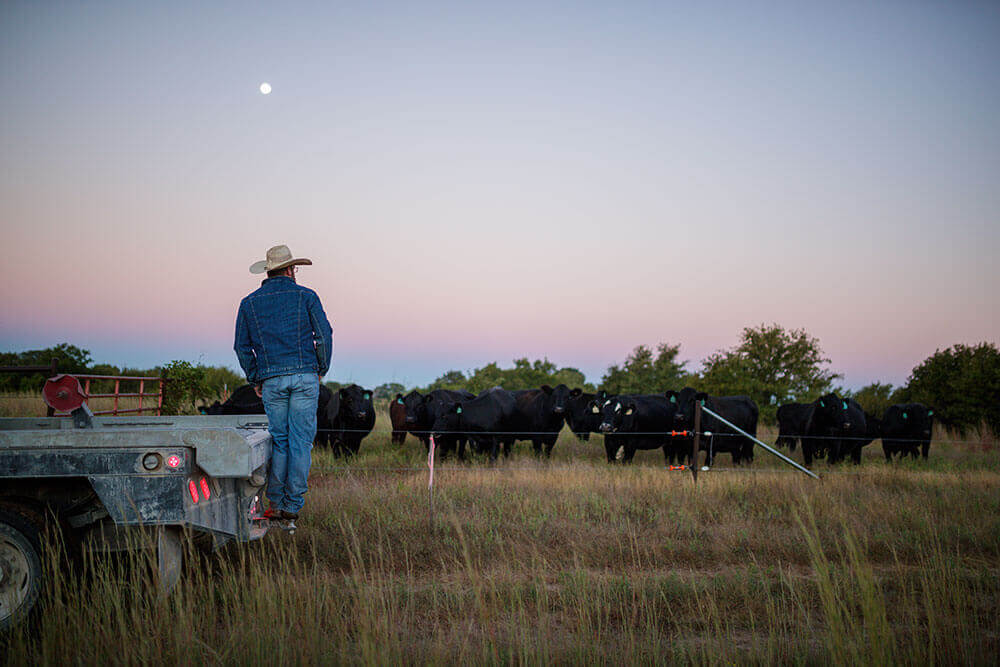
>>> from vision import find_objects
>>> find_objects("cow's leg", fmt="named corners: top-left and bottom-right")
top-left (851, 446), bottom-right (862, 464)
top-left (544, 436), bottom-right (556, 458)
top-left (531, 439), bottom-right (543, 457)
top-left (604, 440), bottom-right (617, 463)
top-left (921, 440), bottom-right (930, 459)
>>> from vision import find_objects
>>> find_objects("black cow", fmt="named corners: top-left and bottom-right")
top-left (403, 389), bottom-right (475, 458)
top-left (204, 383), bottom-right (335, 447)
top-left (800, 393), bottom-right (867, 465)
top-left (325, 384), bottom-right (375, 457)
top-left (598, 394), bottom-right (678, 464)
top-left (672, 388), bottom-right (759, 466)
top-left (432, 387), bottom-right (517, 461)
top-left (565, 389), bottom-right (603, 441)
top-left (389, 393), bottom-right (407, 445)
top-left (775, 402), bottom-right (812, 452)
top-left (881, 403), bottom-right (934, 460)
top-left (510, 384), bottom-right (570, 457)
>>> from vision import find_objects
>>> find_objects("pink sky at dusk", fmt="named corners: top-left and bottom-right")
top-left (2, 1), bottom-right (998, 389)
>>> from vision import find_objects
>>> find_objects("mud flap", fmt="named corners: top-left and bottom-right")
top-left (157, 526), bottom-right (182, 592)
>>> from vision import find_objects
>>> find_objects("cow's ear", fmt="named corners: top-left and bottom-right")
top-left (363, 391), bottom-right (371, 401)
top-left (695, 392), bottom-right (708, 402)
top-left (395, 393), bottom-right (403, 400)
top-left (598, 390), bottom-right (607, 400)
top-left (540, 384), bottom-right (553, 394)
top-left (570, 388), bottom-right (582, 397)
top-left (665, 391), bottom-right (677, 404)
top-left (339, 388), bottom-right (349, 398)
top-left (625, 403), bottom-right (635, 416)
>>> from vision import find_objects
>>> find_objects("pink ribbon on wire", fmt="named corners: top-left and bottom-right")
top-left (428, 435), bottom-right (436, 489)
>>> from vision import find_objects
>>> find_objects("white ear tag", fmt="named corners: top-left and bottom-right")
top-left (591, 405), bottom-right (599, 414)
top-left (615, 402), bottom-right (621, 412)
top-left (625, 407), bottom-right (634, 415)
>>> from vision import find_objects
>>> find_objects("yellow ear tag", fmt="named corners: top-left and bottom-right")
top-left (625, 407), bottom-right (634, 416)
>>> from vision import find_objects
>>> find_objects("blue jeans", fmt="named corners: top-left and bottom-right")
top-left (262, 373), bottom-right (319, 514)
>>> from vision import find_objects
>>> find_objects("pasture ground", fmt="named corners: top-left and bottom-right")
top-left (1, 396), bottom-right (998, 665)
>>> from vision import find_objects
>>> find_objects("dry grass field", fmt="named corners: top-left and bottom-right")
top-left (2, 394), bottom-right (998, 665)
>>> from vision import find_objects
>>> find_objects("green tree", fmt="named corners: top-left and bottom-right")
top-left (0, 343), bottom-right (94, 392)
top-left (161, 360), bottom-right (211, 415)
top-left (601, 343), bottom-right (689, 394)
top-left (900, 342), bottom-right (1000, 435)
top-left (374, 382), bottom-right (406, 400)
top-left (697, 324), bottom-right (840, 424)
top-left (202, 366), bottom-right (245, 399)
top-left (846, 383), bottom-right (896, 418)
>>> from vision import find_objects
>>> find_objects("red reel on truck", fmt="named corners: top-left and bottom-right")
top-left (42, 375), bottom-right (93, 427)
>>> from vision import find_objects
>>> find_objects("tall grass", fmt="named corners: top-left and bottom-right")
top-left (2, 402), bottom-right (998, 664)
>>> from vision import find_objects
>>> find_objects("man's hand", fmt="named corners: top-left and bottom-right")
top-left (254, 384), bottom-right (263, 398)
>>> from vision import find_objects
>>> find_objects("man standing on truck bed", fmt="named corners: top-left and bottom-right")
top-left (234, 245), bottom-right (333, 524)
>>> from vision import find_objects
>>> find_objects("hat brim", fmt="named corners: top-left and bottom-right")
top-left (249, 257), bottom-right (313, 274)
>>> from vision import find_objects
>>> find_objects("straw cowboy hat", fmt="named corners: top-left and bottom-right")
top-left (249, 245), bottom-right (313, 274)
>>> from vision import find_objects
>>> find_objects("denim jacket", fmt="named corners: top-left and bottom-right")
top-left (234, 276), bottom-right (333, 384)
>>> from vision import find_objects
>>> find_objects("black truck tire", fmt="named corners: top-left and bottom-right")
top-left (0, 504), bottom-right (43, 632)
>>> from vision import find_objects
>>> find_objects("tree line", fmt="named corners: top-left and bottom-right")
top-left (2, 325), bottom-right (998, 433)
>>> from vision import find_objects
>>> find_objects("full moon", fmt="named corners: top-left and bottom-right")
top-left (259, 82), bottom-right (272, 95)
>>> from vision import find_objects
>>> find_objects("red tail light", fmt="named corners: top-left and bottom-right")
top-left (199, 477), bottom-right (211, 500)
top-left (188, 480), bottom-right (199, 503)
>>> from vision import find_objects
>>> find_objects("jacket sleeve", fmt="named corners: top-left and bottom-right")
top-left (307, 292), bottom-right (334, 377)
top-left (233, 301), bottom-right (259, 383)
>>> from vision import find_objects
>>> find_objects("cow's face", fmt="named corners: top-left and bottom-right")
top-left (340, 385), bottom-right (374, 421)
top-left (672, 387), bottom-right (702, 427)
top-left (402, 391), bottom-right (426, 425)
top-left (431, 403), bottom-right (463, 436)
top-left (546, 384), bottom-right (571, 415)
top-left (902, 406), bottom-right (934, 437)
top-left (599, 398), bottom-right (625, 433)
top-left (815, 393), bottom-right (850, 430)
top-left (567, 390), bottom-right (598, 430)
top-left (619, 401), bottom-right (641, 432)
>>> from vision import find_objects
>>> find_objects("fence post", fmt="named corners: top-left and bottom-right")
top-left (113, 379), bottom-right (120, 416)
top-left (692, 400), bottom-right (701, 483)
top-left (46, 358), bottom-right (58, 416)
top-left (158, 371), bottom-right (168, 416)
top-left (138, 379), bottom-right (145, 416)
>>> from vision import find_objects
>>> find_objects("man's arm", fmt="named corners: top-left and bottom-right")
top-left (306, 292), bottom-right (334, 377)
top-left (233, 301), bottom-right (259, 383)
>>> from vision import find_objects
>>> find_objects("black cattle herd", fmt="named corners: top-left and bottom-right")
top-left (202, 383), bottom-right (936, 468)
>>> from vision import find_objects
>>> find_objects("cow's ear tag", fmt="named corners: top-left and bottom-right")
top-left (669, 395), bottom-right (676, 403)
top-left (364, 393), bottom-right (371, 400)
top-left (615, 402), bottom-right (621, 412)
top-left (842, 401), bottom-right (847, 410)
top-left (700, 399), bottom-right (705, 407)
top-left (928, 410), bottom-right (933, 416)
top-left (902, 412), bottom-right (907, 419)
top-left (591, 405), bottom-right (599, 414)
top-left (396, 398), bottom-right (404, 405)
top-left (456, 406), bottom-right (463, 414)
top-left (820, 400), bottom-right (825, 407)
top-left (625, 407), bottom-right (634, 416)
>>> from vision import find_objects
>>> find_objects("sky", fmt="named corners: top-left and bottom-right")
top-left (1, 1), bottom-right (998, 390)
